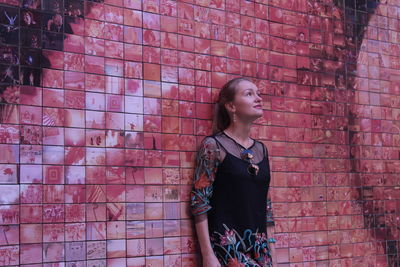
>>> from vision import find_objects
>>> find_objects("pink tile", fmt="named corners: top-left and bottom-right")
top-left (20, 243), bottom-right (42, 264)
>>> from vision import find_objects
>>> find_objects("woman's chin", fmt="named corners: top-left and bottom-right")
top-left (248, 111), bottom-right (263, 121)
top-left (254, 110), bottom-right (264, 117)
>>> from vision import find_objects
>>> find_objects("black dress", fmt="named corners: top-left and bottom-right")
top-left (190, 131), bottom-right (275, 266)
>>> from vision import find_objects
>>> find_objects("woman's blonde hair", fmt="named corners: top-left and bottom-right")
top-left (212, 77), bottom-right (252, 134)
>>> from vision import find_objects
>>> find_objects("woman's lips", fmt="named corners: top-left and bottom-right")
top-left (254, 105), bottom-right (262, 109)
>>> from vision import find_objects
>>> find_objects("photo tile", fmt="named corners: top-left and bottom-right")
top-left (21, 0), bottom-right (41, 9)
top-left (20, 28), bottom-right (41, 48)
top-left (0, 45), bottom-right (18, 65)
top-left (0, 64), bottom-right (19, 84)
top-left (0, 5), bottom-right (18, 25)
top-left (20, 48), bottom-right (41, 67)
top-left (20, 9), bottom-right (41, 28)
top-left (0, 24), bottom-right (19, 45)
top-left (42, 31), bottom-right (64, 51)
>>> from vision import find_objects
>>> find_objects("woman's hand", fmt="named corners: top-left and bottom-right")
top-left (202, 253), bottom-right (221, 267)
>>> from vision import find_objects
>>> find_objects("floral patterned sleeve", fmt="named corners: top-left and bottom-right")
top-left (190, 136), bottom-right (220, 216)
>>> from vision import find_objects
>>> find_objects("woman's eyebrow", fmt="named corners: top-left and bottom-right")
top-left (244, 88), bottom-right (261, 94)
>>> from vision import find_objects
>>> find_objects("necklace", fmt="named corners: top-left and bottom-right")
top-left (222, 131), bottom-right (259, 176)
top-left (222, 130), bottom-right (254, 149)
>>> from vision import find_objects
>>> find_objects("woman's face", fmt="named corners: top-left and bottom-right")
top-left (227, 80), bottom-right (263, 121)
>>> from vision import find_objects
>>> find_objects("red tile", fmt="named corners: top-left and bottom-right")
top-left (143, 63), bottom-right (160, 81)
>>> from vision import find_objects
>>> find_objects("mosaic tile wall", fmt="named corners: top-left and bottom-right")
top-left (0, 0), bottom-right (399, 266)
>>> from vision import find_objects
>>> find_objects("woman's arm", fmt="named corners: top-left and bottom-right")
top-left (194, 213), bottom-right (221, 266)
top-left (190, 137), bottom-right (221, 266)
top-left (194, 213), bottom-right (213, 255)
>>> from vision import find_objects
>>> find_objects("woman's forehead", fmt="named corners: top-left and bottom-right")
top-left (236, 80), bottom-right (258, 91)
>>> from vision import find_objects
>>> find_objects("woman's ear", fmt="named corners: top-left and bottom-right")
top-left (225, 102), bottom-right (236, 114)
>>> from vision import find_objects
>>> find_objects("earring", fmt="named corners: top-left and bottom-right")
top-left (233, 112), bottom-right (236, 123)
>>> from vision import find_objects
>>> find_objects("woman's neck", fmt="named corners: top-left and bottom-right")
top-left (223, 123), bottom-right (253, 146)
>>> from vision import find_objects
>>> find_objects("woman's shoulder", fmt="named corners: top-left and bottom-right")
top-left (254, 138), bottom-right (265, 147)
top-left (201, 131), bottom-right (223, 143)
top-left (255, 139), bottom-right (268, 156)
top-left (194, 136), bottom-right (221, 165)
top-left (199, 134), bottom-right (218, 149)
top-left (197, 134), bottom-right (225, 161)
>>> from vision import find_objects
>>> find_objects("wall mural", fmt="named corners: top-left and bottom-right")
top-left (0, 0), bottom-right (399, 266)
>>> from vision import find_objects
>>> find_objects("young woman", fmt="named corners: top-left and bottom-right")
top-left (190, 77), bottom-right (275, 267)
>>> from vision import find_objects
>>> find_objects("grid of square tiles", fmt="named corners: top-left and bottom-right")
top-left (0, 0), bottom-right (399, 266)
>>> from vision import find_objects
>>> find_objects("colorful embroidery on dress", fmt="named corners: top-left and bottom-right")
top-left (211, 224), bottom-right (275, 267)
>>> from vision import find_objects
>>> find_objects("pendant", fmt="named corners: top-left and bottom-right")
top-left (241, 149), bottom-right (254, 160)
top-left (248, 163), bottom-right (259, 176)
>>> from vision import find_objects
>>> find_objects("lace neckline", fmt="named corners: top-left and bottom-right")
top-left (221, 131), bottom-right (256, 150)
